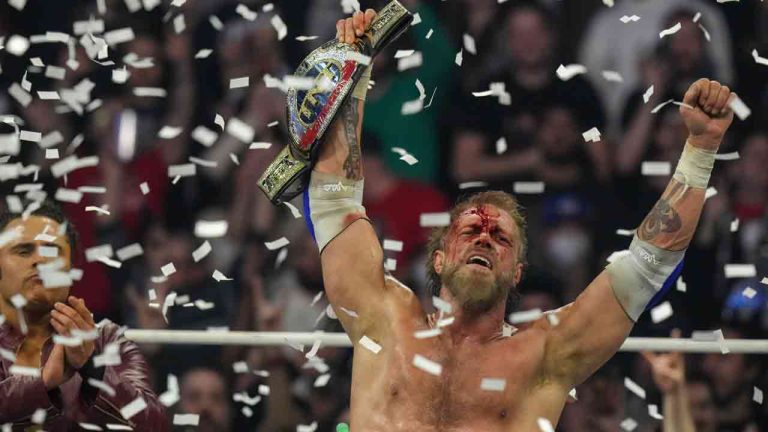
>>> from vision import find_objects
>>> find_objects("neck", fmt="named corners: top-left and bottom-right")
top-left (437, 288), bottom-right (506, 345)
top-left (0, 300), bottom-right (52, 341)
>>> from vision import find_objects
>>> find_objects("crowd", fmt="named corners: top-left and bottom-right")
top-left (0, 0), bottom-right (767, 430)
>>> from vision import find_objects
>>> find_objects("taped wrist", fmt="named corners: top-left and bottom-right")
top-left (605, 235), bottom-right (686, 322)
top-left (672, 141), bottom-right (716, 189)
top-left (303, 170), bottom-right (368, 253)
top-left (351, 64), bottom-right (372, 101)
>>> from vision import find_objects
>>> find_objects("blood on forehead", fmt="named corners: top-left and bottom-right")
top-left (456, 205), bottom-right (503, 231)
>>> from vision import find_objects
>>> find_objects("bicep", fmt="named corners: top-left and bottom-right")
top-left (543, 271), bottom-right (634, 387)
top-left (321, 218), bottom-right (389, 341)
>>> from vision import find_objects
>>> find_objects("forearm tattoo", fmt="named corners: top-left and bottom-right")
top-left (341, 99), bottom-right (362, 180)
top-left (637, 181), bottom-right (685, 241)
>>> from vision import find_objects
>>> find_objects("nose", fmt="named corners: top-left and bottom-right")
top-left (473, 232), bottom-right (492, 248)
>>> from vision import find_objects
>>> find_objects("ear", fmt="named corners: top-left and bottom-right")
top-left (513, 262), bottom-right (523, 285)
top-left (433, 250), bottom-right (445, 275)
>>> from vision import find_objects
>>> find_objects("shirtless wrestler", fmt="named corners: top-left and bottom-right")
top-left (302, 10), bottom-right (736, 431)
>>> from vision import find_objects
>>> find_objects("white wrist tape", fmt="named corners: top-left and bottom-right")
top-left (351, 64), bottom-right (372, 101)
top-left (672, 141), bottom-right (716, 189)
top-left (303, 170), bottom-right (368, 253)
top-left (606, 236), bottom-right (686, 322)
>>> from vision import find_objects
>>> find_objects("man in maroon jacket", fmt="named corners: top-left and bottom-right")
top-left (0, 200), bottom-right (168, 431)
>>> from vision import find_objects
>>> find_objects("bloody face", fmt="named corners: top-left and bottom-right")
top-left (0, 216), bottom-right (72, 313)
top-left (437, 205), bottom-right (523, 313)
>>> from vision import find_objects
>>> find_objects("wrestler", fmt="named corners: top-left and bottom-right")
top-left (0, 201), bottom-right (168, 431)
top-left (303, 10), bottom-right (736, 431)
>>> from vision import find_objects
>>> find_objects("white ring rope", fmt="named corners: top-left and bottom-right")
top-left (123, 330), bottom-right (768, 353)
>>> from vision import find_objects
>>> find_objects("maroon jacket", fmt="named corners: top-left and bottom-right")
top-left (0, 320), bottom-right (169, 431)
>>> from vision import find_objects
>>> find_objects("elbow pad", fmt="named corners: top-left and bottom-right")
top-left (605, 235), bottom-right (686, 322)
top-left (303, 170), bottom-right (368, 253)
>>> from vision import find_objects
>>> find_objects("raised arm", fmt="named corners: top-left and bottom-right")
top-left (542, 79), bottom-right (736, 387)
top-left (306, 10), bottom-right (394, 343)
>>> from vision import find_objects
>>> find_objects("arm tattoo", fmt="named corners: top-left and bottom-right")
top-left (637, 181), bottom-right (685, 241)
top-left (341, 100), bottom-right (362, 180)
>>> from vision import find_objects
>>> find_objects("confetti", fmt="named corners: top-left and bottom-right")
top-left (54, 188), bottom-right (83, 204)
top-left (31, 409), bottom-right (46, 424)
top-left (624, 377), bottom-right (646, 399)
top-left (383, 239), bottom-right (403, 252)
top-left (582, 127), bottom-right (601, 142)
top-left (650, 301), bottom-right (673, 323)
top-left (271, 15), bottom-right (287, 40)
top-left (265, 237), bottom-right (289, 250)
top-left (754, 386), bottom-right (764, 404)
top-left (8, 83), bottom-right (32, 108)
top-left (235, 4), bottom-right (257, 21)
top-left (641, 161), bottom-right (671, 176)
top-left (191, 125), bottom-right (218, 147)
top-left (85, 244), bottom-right (114, 263)
top-left (730, 218), bottom-right (740, 232)
top-left (9, 365), bottom-right (40, 377)
top-left (38, 91), bottom-right (60, 100)
top-left (648, 404), bottom-right (663, 420)
top-left (455, 49), bottom-right (463, 66)
top-left (426, 29), bottom-right (433, 39)
top-left (705, 186), bottom-right (717, 200)
top-left (6, 35), bottom-right (30, 56)
top-left (8, 0), bottom-right (26, 10)
top-left (359, 335), bottom-right (382, 354)
top-left (697, 23), bottom-right (711, 42)
top-left (752, 49), bottom-right (768, 67)
top-left (480, 378), bottom-right (506, 392)
top-left (743, 287), bottom-right (757, 299)
top-left (133, 87), bottom-right (167, 98)
top-left (677, 278), bottom-right (687, 292)
top-left (413, 354), bottom-right (442, 376)
top-left (513, 182), bottom-right (545, 194)
top-left (420, 212), bottom-right (450, 227)
top-left (297, 422), bottom-right (318, 432)
top-left (314, 373), bottom-right (331, 387)
top-left (556, 64), bottom-right (587, 81)
top-left (724, 264), bottom-right (756, 278)
top-left (45, 66), bottom-right (66, 80)
top-left (394, 50), bottom-right (415, 59)
top-left (161, 263), bottom-right (176, 277)
top-left (397, 51), bottom-right (422, 71)
top-left (173, 14), bottom-right (185, 34)
top-left (209, 15), bottom-right (223, 30)
top-left (537, 418), bottom-right (555, 432)
top-left (714, 329), bottom-right (729, 354)
top-left (103, 28), bottom-right (135, 45)
top-left (295, 35), bottom-right (319, 41)
top-left (115, 243), bottom-right (143, 262)
top-left (173, 414), bottom-right (199, 426)
top-left (194, 220), bottom-right (228, 238)
top-left (140, 182), bottom-right (150, 195)
top-left (616, 229), bottom-right (634, 236)
top-left (229, 76), bottom-right (250, 89)
top-left (508, 308), bottom-right (542, 324)
top-left (119, 397), bottom-right (147, 420)
top-left (212, 270), bottom-right (232, 282)
top-left (601, 70), bottom-right (623, 82)
top-left (414, 328), bottom-right (442, 339)
top-left (226, 117), bottom-right (255, 143)
top-left (650, 98), bottom-right (675, 114)
top-left (168, 163), bottom-right (196, 178)
top-left (729, 94), bottom-right (751, 120)
top-left (158, 126), bottom-right (182, 139)
top-left (495, 137), bottom-right (507, 154)
top-left (715, 151), bottom-right (739, 161)
top-left (620, 15), bottom-right (640, 23)
top-left (458, 181), bottom-right (488, 190)
top-left (659, 22), bottom-right (682, 39)
top-left (462, 34), bottom-right (476, 55)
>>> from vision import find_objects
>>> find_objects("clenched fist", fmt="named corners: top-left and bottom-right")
top-left (679, 78), bottom-right (737, 151)
top-left (336, 9), bottom-right (377, 45)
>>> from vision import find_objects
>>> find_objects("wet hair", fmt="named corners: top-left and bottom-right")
top-left (0, 200), bottom-right (79, 254)
top-left (425, 191), bottom-right (528, 315)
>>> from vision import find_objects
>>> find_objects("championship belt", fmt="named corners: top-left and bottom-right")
top-left (258, 0), bottom-right (413, 204)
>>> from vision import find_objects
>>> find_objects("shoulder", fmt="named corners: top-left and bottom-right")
top-left (384, 275), bottom-right (423, 313)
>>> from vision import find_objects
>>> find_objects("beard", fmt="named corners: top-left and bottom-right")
top-left (441, 263), bottom-right (518, 314)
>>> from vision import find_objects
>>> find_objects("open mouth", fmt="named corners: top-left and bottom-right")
top-left (466, 255), bottom-right (492, 270)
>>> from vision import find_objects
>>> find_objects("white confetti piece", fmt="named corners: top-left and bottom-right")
top-left (173, 414), bottom-right (199, 426)
top-left (458, 181), bottom-right (488, 190)
top-left (270, 15), bottom-right (287, 40)
top-left (454, 49), bottom-right (463, 66)
top-left (556, 64), bottom-right (587, 81)
top-left (9, 365), bottom-right (40, 377)
top-left (495, 137), bottom-right (508, 154)
top-left (226, 117), bottom-right (255, 144)
top-left (295, 35), bottom-right (319, 41)
top-left (508, 308), bottom-right (542, 324)
top-left (620, 15), bottom-right (640, 23)
top-left (730, 218), bottom-right (740, 232)
top-left (677, 278), bottom-right (687, 292)
top-left (724, 264), bottom-right (756, 278)
top-left (235, 4), bottom-right (257, 21)
top-left (413, 354), bottom-right (442, 376)
top-left (314, 373), bottom-right (331, 387)
top-left (173, 14), bottom-right (185, 34)
top-left (394, 49), bottom-right (415, 59)
top-left (45, 66), bottom-right (66, 80)
top-left (462, 34), bottom-right (476, 55)
top-left (133, 87), bottom-right (167, 98)
top-left (651, 98), bottom-right (675, 113)
top-left (715, 151), bottom-right (740, 161)
top-left (191, 125), bottom-right (218, 147)
top-left (139, 182), bottom-right (150, 195)
top-left (8, 82), bottom-right (32, 108)
top-left (601, 70), bottom-right (623, 82)
top-left (616, 229), bottom-right (634, 236)
top-left (168, 163), bottom-right (196, 178)
top-left (192, 241), bottom-right (212, 263)
top-left (8, 0), bottom-right (26, 10)
top-left (267, 121), bottom-right (279, 128)
top-left (384, 258), bottom-right (397, 271)
top-left (698, 23), bottom-right (711, 42)
top-left (513, 182), bottom-right (545, 194)
top-left (397, 51), bottom-right (423, 71)
top-left (229, 76), bottom-right (250, 89)
top-left (714, 328), bottom-right (729, 354)
top-left (641, 161), bottom-right (671, 176)
top-left (729, 94), bottom-right (751, 121)
top-left (648, 404), bottom-right (663, 420)
top-left (426, 29), bottom-right (433, 39)
top-left (119, 397), bottom-right (147, 420)
top-left (414, 328), bottom-right (442, 339)
top-left (265, 237), bottom-right (289, 250)
top-left (96, 256), bottom-right (122, 269)
top-left (104, 27), bottom-right (135, 46)
top-left (85, 244), bottom-right (114, 263)
top-left (88, 378), bottom-right (117, 397)
top-left (659, 22), bottom-right (682, 39)
top-left (537, 418), bottom-right (555, 432)
top-left (194, 49), bottom-right (213, 59)
top-left (480, 378), bottom-right (506, 392)
top-left (39, 246), bottom-right (59, 258)
top-left (78, 423), bottom-right (102, 431)
top-left (420, 212), bottom-right (450, 227)
top-left (158, 126), bottom-right (182, 139)
top-left (38, 91), bottom-right (60, 100)
top-left (212, 270), bottom-right (232, 282)
top-left (582, 127), bottom-right (601, 142)
top-left (19, 130), bottom-right (40, 143)
top-left (297, 422), bottom-right (318, 432)
top-left (754, 386), bottom-right (763, 404)
top-left (55, 188), bottom-right (83, 204)
top-left (752, 49), bottom-right (768, 67)
top-left (6, 35), bottom-right (30, 56)
top-left (359, 335), bottom-right (382, 354)
top-left (115, 243), bottom-right (143, 262)
top-left (742, 287), bottom-right (757, 299)
top-left (624, 377), bottom-right (646, 399)
top-left (650, 301), bottom-right (673, 323)
top-left (161, 263), bottom-right (176, 277)
top-left (383, 239), bottom-right (403, 252)
top-left (194, 220), bottom-right (228, 238)
top-left (31, 408), bottom-right (46, 424)
top-left (705, 186), bottom-right (717, 200)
